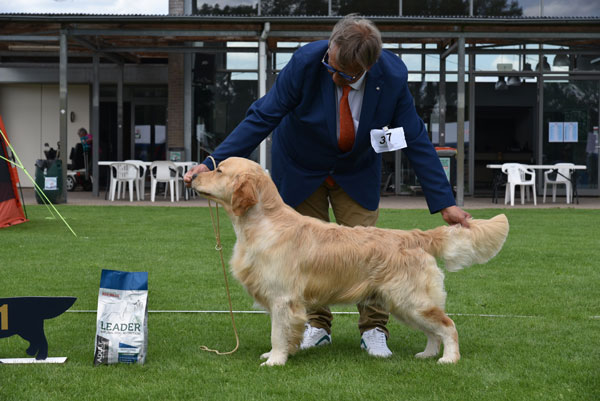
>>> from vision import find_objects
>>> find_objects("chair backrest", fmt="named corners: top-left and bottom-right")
top-left (125, 160), bottom-right (146, 178)
top-left (501, 163), bottom-right (534, 184)
top-left (150, 161), bottom-right (178, 180)
top-left (111, 162), bottom-right (138, 180)
top-left (553, 163), bottom-right (574, 182)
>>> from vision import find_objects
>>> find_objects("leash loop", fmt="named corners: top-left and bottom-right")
top-left (200, 156), bottom-right (240, 356)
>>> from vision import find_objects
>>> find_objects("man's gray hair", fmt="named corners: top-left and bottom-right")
top-left (329, 14), bottom-right (382, 71)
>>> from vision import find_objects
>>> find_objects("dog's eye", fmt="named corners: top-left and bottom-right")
top-left (216, 168), bottom-right (222, 173)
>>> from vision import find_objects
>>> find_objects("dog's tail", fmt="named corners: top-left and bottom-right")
top-left (428, 214), bottom-right (509, 272)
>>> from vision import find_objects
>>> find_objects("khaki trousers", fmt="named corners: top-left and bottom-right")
top-left (294, 180), bottom-right (390, 337)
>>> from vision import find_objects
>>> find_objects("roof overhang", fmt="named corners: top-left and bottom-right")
top-left (1, 14), bottom-right (599, 64)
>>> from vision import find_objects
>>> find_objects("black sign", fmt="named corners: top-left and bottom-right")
top-left (0, 297), bottom-right (76, 360)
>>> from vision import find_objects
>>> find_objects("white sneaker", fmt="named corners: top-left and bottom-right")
top-left (360, 328), bottom-right (392, 358)
top-left (300, 323), bottom-right (331, 350)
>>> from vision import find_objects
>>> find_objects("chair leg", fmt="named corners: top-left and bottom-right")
top-left (543, 181), bottom-right (547, 203)
top-left (510, 184), bottom-right (515, 206)
top-left (169, 181), bottom-right (174, 202)
top-left (520, 185), bottom-right (525, 205)
top-left (135, 180), bottom-right (140, 201)
top-left (138, 178), bottom-right (144, 200)
top-left (110, 179), bottom-right (116, 201)
top-left (532, 184), bottom-right (537, 206)
top-left (552, 184), bottom-right (557, 203)
top-left (151, 179), bottom-right (157, 202)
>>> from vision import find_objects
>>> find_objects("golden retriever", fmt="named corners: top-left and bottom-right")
top-left (191, 157), bottom-right (509, 366)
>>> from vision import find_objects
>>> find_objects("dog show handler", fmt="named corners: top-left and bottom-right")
top-left (184, 14), bottom-right (471, 358)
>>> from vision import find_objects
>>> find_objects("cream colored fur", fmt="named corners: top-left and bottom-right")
top-left (192, 157), bottom-right (509, 366)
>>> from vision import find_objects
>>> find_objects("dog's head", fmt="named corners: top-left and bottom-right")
top-left (191, 157), bottom-right (265, 216)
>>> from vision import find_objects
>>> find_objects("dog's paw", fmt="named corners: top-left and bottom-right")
top-left (415, 351), bottom-right (438, 359)
top-left (260, 352), bottom-right (287, 366)
top-left (260, 359), bottom-right (286, 367)
top-left (437, 356), bottom-right (459, 364)
top-left (260, 351), bottom-right (271, 360)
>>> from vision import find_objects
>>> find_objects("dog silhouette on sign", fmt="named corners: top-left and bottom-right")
top-left (0, 297), bottom-right (76, 360)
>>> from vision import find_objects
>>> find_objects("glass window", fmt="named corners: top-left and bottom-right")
top-left (519, 0), bottom-right (600, 17)
top-left (543, 80), bottom-right (599, 190)
top-left (473, 0), bottom-right (523, 17)
top-left (226, 52), bottom-right (258, 70)
top-left (194, 1), bottom-right (258, 15)
top-left (194, 71), bottom-right (258, 161)
top-left (332, 0), bottom-right (398, 16)
top-left (403, 0), bottom-right (469, 16)
top-left (260, 0), bottom-right (328, 15)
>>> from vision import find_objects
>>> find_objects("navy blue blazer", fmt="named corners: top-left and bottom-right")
top-left (203, 40), bottom-right (455, 213)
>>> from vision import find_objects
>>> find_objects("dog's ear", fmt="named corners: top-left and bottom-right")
top-left (231, 175), bottom-right (258, 216)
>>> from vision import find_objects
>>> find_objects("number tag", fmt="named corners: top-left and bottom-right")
top-left (370, 126), bottom-right (407, 153)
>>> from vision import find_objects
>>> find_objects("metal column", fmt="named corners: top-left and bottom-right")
top-left (438, 52), bottom-right (447, 146)
top-left (184, 53), bottom-right (192, 160)
top-left (59, 30), bottom-right (68, 203)
top-left (258, 22), bottom-right (270, 170)
top-left (117, 63), bottom-right (124, 161)
top-left (456, 36), bottom-right (465, 206)
top-left (91, 54), bottom-right (100, 196)
top-left (468, 46), bottom-right (476, 196)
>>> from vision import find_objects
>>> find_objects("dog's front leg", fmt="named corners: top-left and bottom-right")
top-left (260, 300), bottom-right (293, 367)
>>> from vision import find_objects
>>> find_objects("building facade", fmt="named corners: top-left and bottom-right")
top-left (0, 0), bottom-right (598, 201)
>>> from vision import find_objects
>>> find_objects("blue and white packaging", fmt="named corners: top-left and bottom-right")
top-left (94, 269), bottom-right (148, 366)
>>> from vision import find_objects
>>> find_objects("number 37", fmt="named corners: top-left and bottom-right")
top-left (379, 132), bottom-right (392, 145)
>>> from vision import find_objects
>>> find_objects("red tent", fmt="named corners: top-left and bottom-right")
top-left (0, 115), bottom-right (27, 228)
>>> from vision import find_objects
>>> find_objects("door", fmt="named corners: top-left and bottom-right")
top-left (133, 104), bottom-right (167, 162)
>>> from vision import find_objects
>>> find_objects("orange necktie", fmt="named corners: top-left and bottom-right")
top-left (326, 85), bottom-right (355, 186)
top-left (338, 85), bottom-right (355, 152)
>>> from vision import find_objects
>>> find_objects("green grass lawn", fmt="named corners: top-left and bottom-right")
top-left (0, 205), bottom-right (598, 401)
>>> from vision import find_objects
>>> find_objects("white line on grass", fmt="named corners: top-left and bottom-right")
top-left (69, 310), bottom-right (540, 318)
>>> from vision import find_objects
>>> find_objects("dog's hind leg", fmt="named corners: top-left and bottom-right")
top-left (413, 307), bottom-right (459, 364)
top-left (415, 332), bottom-right (441, 359)
top-left (260, 299), bottom-right (306, 366)
top-left (391, 306), bottom-right (458, 363)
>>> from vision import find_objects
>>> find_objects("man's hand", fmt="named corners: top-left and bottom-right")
top-left (184, 163), bottom-right (210, 186)
top-left (440, 205), bottom-right (472, 228)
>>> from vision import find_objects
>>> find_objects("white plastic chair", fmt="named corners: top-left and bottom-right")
top-left (543, 163), bottom-right (574, 204)
top-left (501, 163), bottom-right (537, 206)
top-left (179, 161), bottom-right (198, 200)
top-left (150, 161), bottom-right (179, 202)
top-left (109, 162), bottom-right (139, 202)
top-left (125, 160), bottom-right (147, 200)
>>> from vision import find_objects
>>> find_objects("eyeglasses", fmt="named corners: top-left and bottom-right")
top-left (321, 50), bottom-right (362, 82)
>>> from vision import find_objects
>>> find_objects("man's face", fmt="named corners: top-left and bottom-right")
top-left (326, 45), bottom-right (366, 87)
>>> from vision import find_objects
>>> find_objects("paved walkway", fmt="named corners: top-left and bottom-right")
top-left (20, 188), bottom-right (600, 209)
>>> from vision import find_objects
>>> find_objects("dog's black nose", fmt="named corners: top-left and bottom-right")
top-left (191, 174), bottom-right (198, 181)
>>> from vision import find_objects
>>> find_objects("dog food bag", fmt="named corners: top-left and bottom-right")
top-left (94, 269), bottom-right (148, 366)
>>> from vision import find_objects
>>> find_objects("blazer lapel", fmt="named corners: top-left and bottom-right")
top-left (320, 70), bottom-right (338, 148)
top-left (357, 64), bottom-right (384, 139)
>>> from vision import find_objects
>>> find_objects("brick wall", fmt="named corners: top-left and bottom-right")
top-left (167, 53), bottom-right (184, 149)
top-left (167, 0), bottom-right (185, 149)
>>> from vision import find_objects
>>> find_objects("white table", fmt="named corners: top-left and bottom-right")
top-left (486, 164), bottom-right (587, 204)
top-left (485, 164), bottom-right (587, 171)
top-left (98, 161), bottom-right (198, 200)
